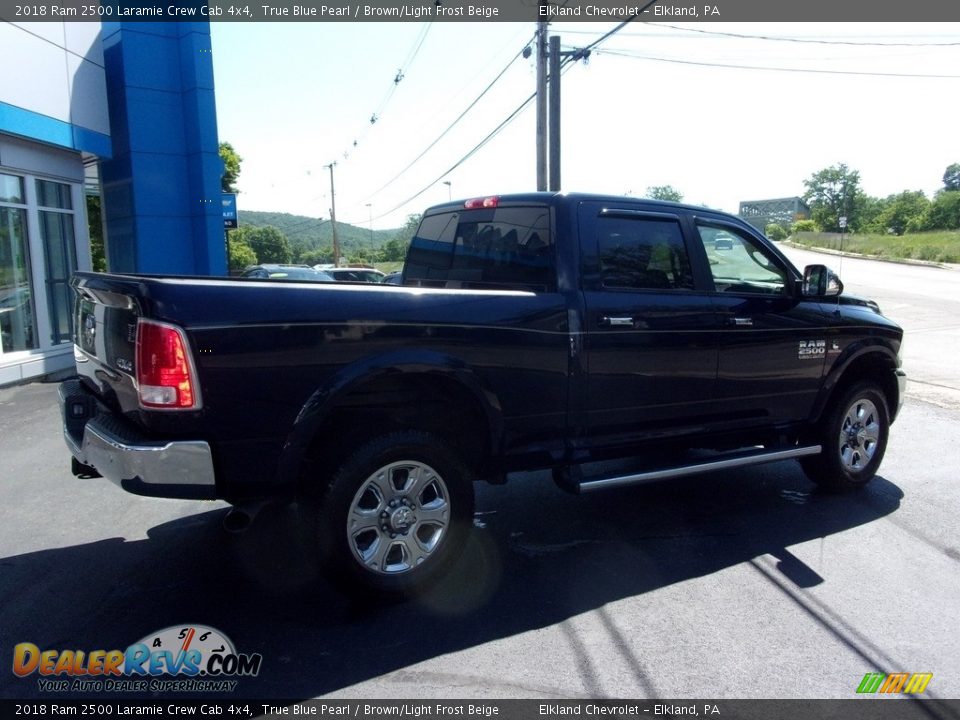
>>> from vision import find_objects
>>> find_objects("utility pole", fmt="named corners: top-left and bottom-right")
top-left (548, 35), bottom-right (561, 192)
top-left (325, 162), bottom-right (341, 267)
top-left (536, 16), bottom-right (548, 191)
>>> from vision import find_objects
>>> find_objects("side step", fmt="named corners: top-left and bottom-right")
top-left (553, 445), bottom-right (822, 494)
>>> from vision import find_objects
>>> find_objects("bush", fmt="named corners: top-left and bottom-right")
top-left (765, 224), bottom-right (787, 241)
top-left (792, 220), bottom-right (818, 233)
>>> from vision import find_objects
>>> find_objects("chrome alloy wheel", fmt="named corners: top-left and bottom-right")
top-left (838, 397), bottom-right (881, 472)
top-left (346, 460), bottom-right (450, 574)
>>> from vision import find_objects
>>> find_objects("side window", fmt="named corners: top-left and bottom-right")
top-left (405, 207), bottom-right (554, 291)
top-left (696, 223), bottom-right (788, 295)
top-left (597, 216), bottom-right (693, 291)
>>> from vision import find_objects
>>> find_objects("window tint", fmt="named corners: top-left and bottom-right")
top-left (696, 223), bottom-right (787, 295)
top-left (405, 207), bottom-right (553, 291)
top-left (597, 216), bottom-right (693, 290)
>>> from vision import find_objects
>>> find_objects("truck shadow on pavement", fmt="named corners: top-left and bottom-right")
top-left (1, 462), bottom-right (903, 700)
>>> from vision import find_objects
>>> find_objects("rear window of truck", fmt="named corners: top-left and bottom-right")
top-left (404, 206), bottom-right (554, 292)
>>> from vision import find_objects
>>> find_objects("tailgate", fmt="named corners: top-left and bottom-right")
top-left (72, 274), bottom-right (143, 414)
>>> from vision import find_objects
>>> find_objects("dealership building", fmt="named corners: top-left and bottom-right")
top-left (0, 19), bottom-right (225, 385)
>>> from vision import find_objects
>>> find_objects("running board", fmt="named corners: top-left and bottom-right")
top-left (555, 445), bottom-right (822, 494)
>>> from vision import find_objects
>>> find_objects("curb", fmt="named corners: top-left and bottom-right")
top-left (778, 240), bottom-right (954, 270)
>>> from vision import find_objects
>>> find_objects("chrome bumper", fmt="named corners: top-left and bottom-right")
top-left (59, 380), bottom-right (216, 499)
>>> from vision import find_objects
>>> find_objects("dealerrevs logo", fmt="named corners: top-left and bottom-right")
top-left (12, 625), bottom-right (262, 693)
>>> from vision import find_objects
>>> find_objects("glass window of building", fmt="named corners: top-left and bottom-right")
top-left (37, 179), bottom-right (77, 345)
top-left (0, 173), bottom-right (37, 354)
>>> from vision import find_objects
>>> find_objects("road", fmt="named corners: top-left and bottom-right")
top-left (1, 254), bottom-right (959, 705)
top-left (778, 244), bottom-right (960, 409)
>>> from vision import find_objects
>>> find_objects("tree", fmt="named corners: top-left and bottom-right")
top-left (924, 191), bottom-right (960, 230)
top-left (227, 236), bottom-right (257, 273)
top-left (378, 237), bottom-right (408, 262)
top-left (219, 142), bottom-right (242, 193)
top-left (230, 225), bottom-right (292, 264)
top-left (874, 191), bottom-right (930, 236)
top-left (86, 194), bottom-right (107, 272)
top-left (393, 214), bottom-right (422, 247)
top-left (944, 163), bottom-right (960, 192)
top-left (644, 185), bottom-right (684, 202)
top-left (802, 163), bottom-right (867, 232)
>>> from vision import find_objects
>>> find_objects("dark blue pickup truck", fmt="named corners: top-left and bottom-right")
top-left (59, 193), bottom-right (905, 597)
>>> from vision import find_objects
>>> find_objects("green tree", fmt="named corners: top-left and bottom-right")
top-left (227, 236), bottom-right (257, 273)
top-left (923, 191), bottom-right (960, 230)
top-left (791, 219), bottom-right (818, 233)
top-left (86, 194), bottom-right (107, 272)
top-left (644, 185), bottom-right (684, 202)
top-left (393, 214), bottom-right (422, 247)
top-left (219, 142), bottom-right (242, 193)
top-left (378, 237), bottom-right (408, 262)
top-left (231, 225), bottom-right (292, 263)
top-left (874, 191), bottom-right (930, 236)
top-left (300, 247), bottom-right (335, 266)
top-left (802, 163), bottom-right (867, 232)
top-left (943, 163), bottom-right (960, 192)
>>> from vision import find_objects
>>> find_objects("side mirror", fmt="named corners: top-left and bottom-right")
top-left (802, 264), bottom-right (843, 297)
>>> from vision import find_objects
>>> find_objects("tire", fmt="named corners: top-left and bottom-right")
top-left (801, 381), bottom-right (890, 492)
top-left (300, 430), bottom-right (475, 598)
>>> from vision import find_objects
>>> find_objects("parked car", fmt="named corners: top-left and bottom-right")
top-left (383, 271), bottom-right (403, 285)
top-left (241, 264), bottom-right (334, 281)
top-left (325, 268), bottom-right (386, 283)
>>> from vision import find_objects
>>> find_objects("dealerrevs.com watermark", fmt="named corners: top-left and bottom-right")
top-left (12, 625), bottom-right (262, 693)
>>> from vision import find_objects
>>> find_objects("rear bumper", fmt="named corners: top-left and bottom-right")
top-left (59, 379), bottom-right (217, 499)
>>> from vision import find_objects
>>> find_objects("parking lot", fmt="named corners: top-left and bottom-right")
top-left (1, 248), bottom-right (959, 702)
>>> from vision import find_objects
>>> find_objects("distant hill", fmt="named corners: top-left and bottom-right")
top-left (237, 210), bottom-right (399, 257)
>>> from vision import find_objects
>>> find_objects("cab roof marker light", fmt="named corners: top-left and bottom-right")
top-left (463, 196), bottom-right (499, 210)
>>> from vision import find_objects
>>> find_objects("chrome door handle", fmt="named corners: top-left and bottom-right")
top-left (601, 316), bottom-right (635, 327)
top-left (727, 317), bottom-right (754, 327)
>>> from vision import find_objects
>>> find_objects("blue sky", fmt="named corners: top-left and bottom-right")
top-left (210, 22), bottom-right (960, 229)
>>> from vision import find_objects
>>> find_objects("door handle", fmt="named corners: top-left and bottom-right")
top-left (726, 317), bottom-right (754, 327)
top-left (601, 316), bottom-right (635, 327)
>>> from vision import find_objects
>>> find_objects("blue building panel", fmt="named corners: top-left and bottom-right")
top-left (100, 20), bottom-right (225, 276)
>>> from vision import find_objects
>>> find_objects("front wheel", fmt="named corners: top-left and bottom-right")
top-left (301, 431), bottom-right (475, 598)
top-left (801, 382), bottom-right (890, 492)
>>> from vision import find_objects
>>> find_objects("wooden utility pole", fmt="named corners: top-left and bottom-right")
top-left (548, 35), bottom-right (561, 192)
top-left (325, 162), bottom-right (341, 267)
top-left (536, 17), bottom-right (548, 191)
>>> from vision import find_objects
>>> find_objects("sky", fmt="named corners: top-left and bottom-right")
top-left (209, 21), bottom-right (960, 230)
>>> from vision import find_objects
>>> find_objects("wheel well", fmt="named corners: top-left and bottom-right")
top-left (826, 352), bottom-right (899, 420)
top-left (302, 373), bottom-right (493, 482)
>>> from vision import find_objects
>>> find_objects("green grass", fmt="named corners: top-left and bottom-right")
top-left (790, 231), bottom-right (960, 263)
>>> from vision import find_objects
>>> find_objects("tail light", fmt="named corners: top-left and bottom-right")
top-left (136, 319), bottom-right (201, 409)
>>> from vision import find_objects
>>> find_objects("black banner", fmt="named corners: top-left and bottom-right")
top-left (2, 700), bottom-right (960, 720)
top-left (2, 0), bottom-right (960, 22)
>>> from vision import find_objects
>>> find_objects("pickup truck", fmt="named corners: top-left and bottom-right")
top-left (59, 193), bottom-right (906, 597)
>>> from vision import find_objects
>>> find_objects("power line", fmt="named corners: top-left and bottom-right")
top-left (369, 17), bottom-right (646, 222)
top-left (638, 23), bottom-right (960, 47)
top-left (362, 36), bottom-right (534, 202)
top-left (597, 49), bottom-right (960, 79)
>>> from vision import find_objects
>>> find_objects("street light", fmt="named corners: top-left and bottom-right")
top-left (442, 180), bottom-right (452, 201)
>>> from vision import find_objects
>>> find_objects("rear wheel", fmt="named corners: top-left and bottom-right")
top-left (801, 382), bottom-right (890, 492)
top-left (301, 430), bottom-right (474, 598)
